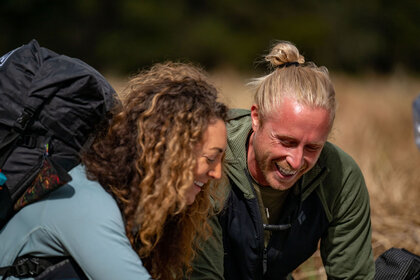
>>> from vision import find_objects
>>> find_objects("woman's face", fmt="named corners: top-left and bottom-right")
top-left (185, 118), bottom-right (227, 205)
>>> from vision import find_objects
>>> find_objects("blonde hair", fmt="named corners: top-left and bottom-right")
top-left (250, 40), bottom-right (336, 125)
top-left (82, 62), bottom-right (228, 280)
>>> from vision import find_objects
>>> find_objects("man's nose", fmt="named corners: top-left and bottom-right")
top-left (286, 147), bottom-right (304, 170)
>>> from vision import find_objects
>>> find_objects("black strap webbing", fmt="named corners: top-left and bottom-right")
top-left (0, 256), bottom-right (63, 279)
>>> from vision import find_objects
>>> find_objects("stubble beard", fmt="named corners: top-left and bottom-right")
top-left (254, 148), bottom-right (304, 191)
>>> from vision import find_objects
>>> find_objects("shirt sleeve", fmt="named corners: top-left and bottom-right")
top-left (48, 186), bottom-right (153, 280)
top-left (320, 158), bottom-right (375, 279)
top-left (187, 213), bottom-right (225, 280)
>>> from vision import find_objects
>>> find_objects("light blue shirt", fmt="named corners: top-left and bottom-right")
top-left (0, 165), bottom-right (152, 280)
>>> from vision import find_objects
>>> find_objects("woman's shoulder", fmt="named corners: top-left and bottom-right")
top-left (55, 165), bottom-right (111, 201)
top-left (0, 165), bottom-right (124, 262)
top-left (30, 164), bottom-right (123, 233)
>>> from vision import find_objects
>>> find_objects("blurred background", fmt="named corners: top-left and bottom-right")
top-left (2, 1), bottom-right (420, 279)
top-left (2, 0), bottom-right (420, 75)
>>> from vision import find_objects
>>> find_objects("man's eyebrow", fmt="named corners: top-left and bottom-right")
top-left (275, 135), bottom-right (324, 146)
top-left (274, 134), bottom-right (296, 141)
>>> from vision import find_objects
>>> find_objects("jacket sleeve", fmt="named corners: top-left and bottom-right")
top-left (319, 153), bottom-right (375, 279)
top-left (187, 213), bottom-right (225, 280)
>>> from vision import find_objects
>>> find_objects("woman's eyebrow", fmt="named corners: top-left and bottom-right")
top-left (209, 147), bottom-right (226, 153)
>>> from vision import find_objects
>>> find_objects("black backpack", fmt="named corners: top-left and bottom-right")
top-left (0, 39), bottom-right (117, 229)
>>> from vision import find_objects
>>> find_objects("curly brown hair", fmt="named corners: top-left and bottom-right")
top-left (82, 62), bottom-right (228, 279)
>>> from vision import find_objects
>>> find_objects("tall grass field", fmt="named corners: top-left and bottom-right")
top-left (108, 71), bottom-right (420, 280)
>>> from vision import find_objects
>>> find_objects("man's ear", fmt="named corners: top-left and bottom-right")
top-left (250, 105), bottom-right (260, 131)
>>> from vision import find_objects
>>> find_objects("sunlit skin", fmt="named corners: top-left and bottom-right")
top-left (247, 97), bottom-right (332, 191)
top-left (186, 118), bottom-right (227, 205)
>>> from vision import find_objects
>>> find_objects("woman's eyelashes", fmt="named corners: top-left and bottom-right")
top-left (203, 155), bottom-right (216, 163)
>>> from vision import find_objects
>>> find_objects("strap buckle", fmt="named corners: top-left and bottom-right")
top-left (14, 108), bottom-right (35, 132)
top-left (16, 134), bottom-right (38, 148)
top-left (12, 257), bottom-right (42, 277)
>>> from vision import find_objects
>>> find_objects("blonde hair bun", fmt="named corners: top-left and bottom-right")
top-left (265, 41), bottom-right (305, 68)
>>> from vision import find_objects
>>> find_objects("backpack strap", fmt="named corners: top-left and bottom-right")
top-left (0, 103), bottom-right (50, 171)
top-left (0, 255), bottom-right (87, 280)
top-left (0, 106), bottom-right (40, 167)
top-left (0, 131), bottom-right (20, 168)
top-left (0, 130), bottom-right (49, 169)
top-left (0, 256), bottom-right (58, 279)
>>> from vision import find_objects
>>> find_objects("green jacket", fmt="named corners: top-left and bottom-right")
top-left (189, 109), bottom-right (375, 280)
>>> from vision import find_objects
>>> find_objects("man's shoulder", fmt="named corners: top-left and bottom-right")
top-left (226, 109), bottom-right (252, 150)
top-left (227, 108), bottom-right (250, 121)
top-left (319, 142), bottom-right (362, 173)
top-left (315, 142), bottom-right (368, 218)
top-left (221, 109), bottom-right (255, 199)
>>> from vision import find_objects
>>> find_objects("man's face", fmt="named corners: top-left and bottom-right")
top-left (248, 97), bottom-right (331, 190)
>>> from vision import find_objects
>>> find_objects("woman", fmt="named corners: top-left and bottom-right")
top-left (0, 62), bottom-right (228, 280)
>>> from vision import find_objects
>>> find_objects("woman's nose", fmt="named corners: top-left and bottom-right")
top-left (208, 161), bottom-right (222, 179)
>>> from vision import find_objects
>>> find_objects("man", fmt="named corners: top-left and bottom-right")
top-left (189, 41), bottom-right (375, 279)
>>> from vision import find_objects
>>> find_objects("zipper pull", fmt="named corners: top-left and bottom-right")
top-left (44, 143), bottom-right (49, 157)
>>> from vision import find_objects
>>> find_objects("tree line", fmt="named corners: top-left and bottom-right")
top-left (1, 0), bottom-right (419, 75)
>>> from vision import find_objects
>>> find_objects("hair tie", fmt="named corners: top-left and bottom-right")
top-left (276, 62), bottom-right (300, 69)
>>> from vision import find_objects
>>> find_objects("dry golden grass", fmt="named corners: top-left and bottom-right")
top-left (333, 74), bottom-right (420, 253)
top-left (107, 70), bottom-right (420, 280)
